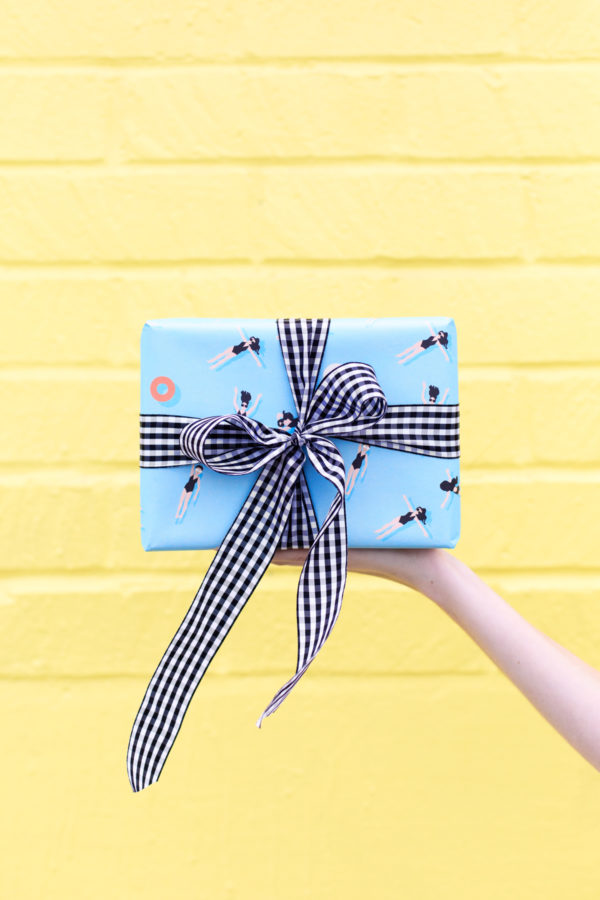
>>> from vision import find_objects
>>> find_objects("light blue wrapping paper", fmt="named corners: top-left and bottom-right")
top-left (140, 316), bottom-right (460, 550)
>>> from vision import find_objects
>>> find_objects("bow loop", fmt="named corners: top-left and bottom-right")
top-left (179, 412), bottom-right (296, 475)
top-left (305, 361), bottom-right (388, 437)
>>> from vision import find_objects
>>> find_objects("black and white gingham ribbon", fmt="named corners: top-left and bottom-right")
top-left (127, 318), bottom-right (460, 792)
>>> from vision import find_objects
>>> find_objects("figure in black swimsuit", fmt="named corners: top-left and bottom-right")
top-left (440, 469), bottom-right (460, 508)
top-left (396, 324), bottom-right (450, 365)
top-left (375, 496), bottom-right (429, 540)
top-left (345, 443), bottom-right (370, 497)
top-left (276, 411), bottom-right (299, 433)
top-left (208, 332), bottom-right (262, 369)
top-left (421, 381), bottom-right (450, 404)
top-left (175, 464), bottom-right (204, 522)
top-left (233, 386), bottom-right (262, 417)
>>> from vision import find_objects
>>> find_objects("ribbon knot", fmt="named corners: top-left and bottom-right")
top-left (128, 318), bottom-right (460, 792)
top-left (289, 428), bottom-right (307, 449)
top-left (177, 352), bottom-right (388, 482)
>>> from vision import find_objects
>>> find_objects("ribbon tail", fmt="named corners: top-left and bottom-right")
top-left (126, 449), bottom-right (305, 793)
top-left (278, 471), bottom-right (319, 550)
top-left (256, 438), bottom-right (348, 728)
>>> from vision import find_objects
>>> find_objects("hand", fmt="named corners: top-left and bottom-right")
top-left (271, 547), bottom-right (445, 594)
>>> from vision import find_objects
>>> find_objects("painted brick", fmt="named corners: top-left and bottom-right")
top-left (1, 1), bottom-right (600, 60)
top-left (0, 73), bottom-right (107, 161)
top-left (2, 370), bottom-right (137, 463)
top-left (115, 67), bottom-right (600, 161)
top-left (1, 269), bottom-right (599, 365)
top-left (3, 169), bottom-right (600, 263)
top-left (0, 169), bottom-right (532, 262)
top-left (3, 0), bottom-right (600, 893)
top-left (528, 169), bottom-right (600, 259)
top-left (1, 678), bottom-right (597, 899)
top-left (1, 573), bottom-right (598, 677)
top-left (461, 369), bottom-right (600, 465)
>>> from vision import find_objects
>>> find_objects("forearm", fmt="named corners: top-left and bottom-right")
top-left (275, 545), bottom-right (600, 771)
top-left (418, 551), bottom-right (600, 773)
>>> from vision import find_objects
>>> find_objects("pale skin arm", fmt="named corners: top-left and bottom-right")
top-left (271, 547), bottom-right (600, 773)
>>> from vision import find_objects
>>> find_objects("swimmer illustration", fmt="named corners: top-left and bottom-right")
top-left (397, 322), bottom-right (450, 364)
top-left (208, 325), bottom-right (263, 370)
top-left (375, 494), bottom-right (429, 540)
top-left (422, 381), bottom-right (450, 404)
top-left (440, 469), bottom-right (460, 508)
top-left (233, 386), bottom-right (262, 417)
top-left (175, 463), bottom-right (204, 522)
top-left (276, 410), bottom-right (299, 433)
top-left (345, 443), bottom-right (370, 497)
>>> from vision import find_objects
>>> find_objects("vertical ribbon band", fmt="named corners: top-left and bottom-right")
top-left (127, 318), bottom-right (460, 792)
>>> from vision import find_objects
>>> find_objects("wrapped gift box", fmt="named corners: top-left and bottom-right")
top-left (139, 316), bottom-right (460, 551)
top-left (128, 315), bottom-right (462, 792)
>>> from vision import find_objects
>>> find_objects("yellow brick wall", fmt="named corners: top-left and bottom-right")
top-left (3, 2), bottom-right (600, 897)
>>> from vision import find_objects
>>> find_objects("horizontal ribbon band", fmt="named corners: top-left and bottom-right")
top-left (140, 403), bottom-right (460, 467)
top-left (127, 318), bottom-right (460, 792)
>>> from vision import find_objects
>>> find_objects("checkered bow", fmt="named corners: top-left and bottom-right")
top-left (127, 318), bottom-right (459, 792)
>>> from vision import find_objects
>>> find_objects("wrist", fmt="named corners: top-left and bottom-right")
top-left (347, 547), bottom-right (447, 593)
